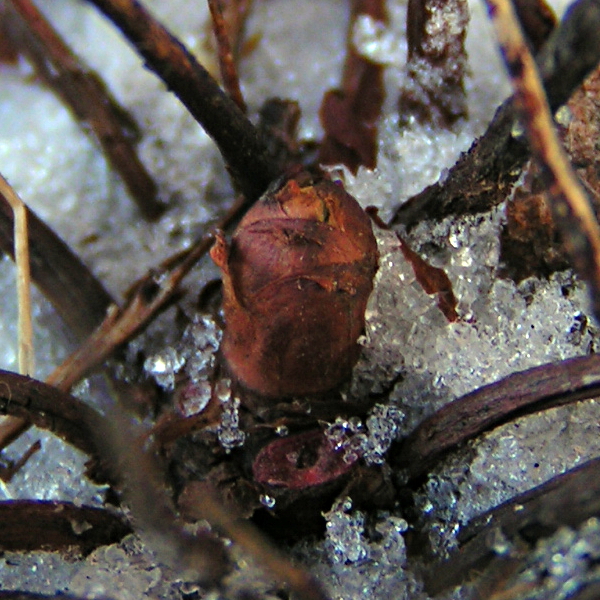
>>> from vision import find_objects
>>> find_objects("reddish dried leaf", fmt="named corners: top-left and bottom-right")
top-left (318, 1), bottom-right (387, 172)
top-left (397, 234), bottom-right (459, 322)
top-left (252, 429), bottom-right (354, 490)
top-left (500, 163), bottom-right (569, 281)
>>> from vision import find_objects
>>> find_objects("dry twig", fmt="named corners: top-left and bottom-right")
top-left (422, 457), bottom-right (600, 595)
top-left (394, 354), bottom-right (600, 480)
top-left (485, 0), bottom-right (600, 320)
top-left (399, 0), bottom-right (469, 127)
top-left (86, 0), bottom-right (279, 202)
top-left (318, 0), bottom-right (387, 172)
top-left (207, 0), bottom-right (247, 113)
top-left (4, 0), bottom-right (165, 220)
top-left (392, 0), bottom-right (600, 228)
top-left (0, 192), bottom-right (113, 341)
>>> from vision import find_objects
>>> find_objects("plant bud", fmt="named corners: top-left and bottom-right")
top-left (210, 172), bottom-right (378, 398)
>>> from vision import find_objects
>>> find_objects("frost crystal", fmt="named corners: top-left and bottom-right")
top-left (324, 497), bottom-right (369, 564)
top-left (362, 403), bottom-right (405, 465)
top-left (143, 314), bottom-right (221, 412)
top-left (275, 425), bottom-right (289, 437)
top-left (259, 494), bottom-right (276, 509)
top-left (181, 314), bottom-right (222, 382)
top-left (215, 379), bottom-right (245, 450)
top-left (324, 404), bottom-right (404, 466)
top-left (351, 15), bottom-right (400, 65)
top-left (143, 347), bottom-right (185, 390)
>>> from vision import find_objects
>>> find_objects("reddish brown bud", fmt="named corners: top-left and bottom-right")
top-left (210, 173), bottom-right (378, 398)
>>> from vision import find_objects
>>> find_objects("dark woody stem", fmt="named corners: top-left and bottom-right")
top-left (86, 0), bottom-right (280, 203)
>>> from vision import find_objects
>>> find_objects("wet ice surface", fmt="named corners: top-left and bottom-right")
top-left (0, 0), bottom-right (594, 598)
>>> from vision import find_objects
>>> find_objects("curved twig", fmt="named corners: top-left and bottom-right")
top-left (394, 354), bottom-right (600, 480)
top-left (0, 499), bottom-right (132, 553)
top-left (5, 0), bottom-right (165, 220)
top-left (422, 457), bottom-right (600, 596)
top-left (0, 369), bottom-right (107, 458)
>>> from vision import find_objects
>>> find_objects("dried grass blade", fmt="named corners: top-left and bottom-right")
top-left (0, 173), bottom-right (33, 376)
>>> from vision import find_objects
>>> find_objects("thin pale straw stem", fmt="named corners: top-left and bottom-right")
top-left (0, 173), bottom-right (33, 376)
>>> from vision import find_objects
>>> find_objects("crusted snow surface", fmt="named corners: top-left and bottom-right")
top-left (415, 399), bottom-right (600, 557)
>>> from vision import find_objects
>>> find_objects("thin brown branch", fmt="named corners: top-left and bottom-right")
top-left (0, 192), bottom-right (245, 453)
top-left (208, 0), bottom-right (247, 113)
top-left (219, 0), bottom-right (254, 61)
top-left (485, 0), bottom-right (600, 320)
top-left (393, 354), bottom-right (600, 480)
top-left (0, 5), bottom-right (20, 65)
top-left (391, 0), bottom-right (600, 228)
top-left (0, 439), bottom-right (40, 482)
top-left (0, 370), bottom-right (108, 458)
top-left (0, 373), bottom-right (227, 583)
top-left (97, 406), bottom-right (329, 597)
top-left (86, 0), bottom-right (279, 202)
top-left (173, 483), bottom-right (332, 600)
top-left (5, 0), bottom-right (165, 221)
top-left (47, 194), bottom-right (247, 394)
top-left (512, 0), bottom-right (556, 52)
top-left (93, 410), bottom-right (231, 586)
top-left (0, 500), bottom-right (132, 553)
top-left (0, 191), bottom-right (114, 452)
top-left (0, 173), bottom-right (33, 376)
top-left (536, 0), bottom-right (600, 112)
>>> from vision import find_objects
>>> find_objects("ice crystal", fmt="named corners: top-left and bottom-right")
top-left (143, 347), bottom-right (185, 390)
top-left (275, 425), bottom-right (289, 437)
top-left (351, 15), bottom-right (402, 65)
top-left (324, 404), bottom-right (404, 465)
top-left (362, 403), bottom-right (405, 465)
top-left (215, 380), bottom-right (245, 450)
top-left (143, 313), bottom-right (221, 412)
top-left (324, 497), bottom-right (370, 564)
top-left (259, 494), bottom-right (276, 509)
top-left (181, 314), bottom-right (222, 382)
